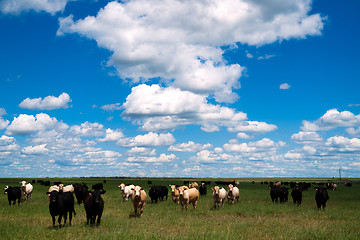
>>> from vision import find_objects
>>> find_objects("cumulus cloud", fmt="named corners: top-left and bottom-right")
top-left (280, 83), bottom-right (291, 89)
top-left (19, 93), bottom-right (71, 110)
top-left (223, 138), bottom-right (285, 153)
top-left (58, 0), bottom-right (323, 102)
top-left (0, 0), bottom-right (72, 15)
top-left (168, 141), bottom-right (212, 152)
top-left (301, 109), bottom-right (360, 132)
top-left (227, 121), bottom-right (278, 133)
top-left (126, 147), bottom-right (156, 156)
top-left (122, 84), bottom-right (248, 132)
top-left (21, 144), bottom-right (49, 155)
top-left (284, 151), bottom-right (303, 159)
top-left (6, 113), bottom-right (68, 136)
top-left (346, 127), bottom-right (360, 137)
top-left (291, 131), bottom-right (323, 144)
top-left (117, 132), bottom-right (175, 147)
top-left (98, 128), bottom-right (124, 142)
top-left (325, 136), bottom-right (360, 152)
top-left (69, 121), bottom-right (105, 137)
top-left (0, 135), bottom-right (20, 152)
top-left (127, 153), bottom-right (177, 163)
top-left (0, 108), bottom-right (10, 130)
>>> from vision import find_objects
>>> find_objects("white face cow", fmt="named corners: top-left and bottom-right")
top-left (118, 183), bottom-right (126, 191)
top-left (132, 186), bottom-right (143, 199)
top-left (19, 181), bottom-right (27, 187)
top-left (212, 186), bottom-right (222, 197)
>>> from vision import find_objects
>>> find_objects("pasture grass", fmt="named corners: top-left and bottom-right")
top-left (1, 178), bottom-right (359, 240)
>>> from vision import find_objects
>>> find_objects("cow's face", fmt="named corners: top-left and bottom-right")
top-left (212, 186), bottom-right (221, 196)
top-left (91, 189), bottom-right (106, 204)
top-left (227, 184), bottom-right (233, 194)
top-left (118, 183), bottom-right (125, 191)
top-left (178, 186), bottom-right (186, 197)
top-left (47, 191), bottom-right (58, 203)
top-left (19, 181), bottom-right (27, 186)
top-left (169, 185), bottom-right (176, 193)
top-left (4, 186), bottom-right (9, 194)
top-left (132, 186), bottom-right (143, 199)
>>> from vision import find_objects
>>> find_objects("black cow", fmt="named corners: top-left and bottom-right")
top-left (4, 186), bottom-right (22, 206)
top-left (84, 189), bottom-right (105, 226)
top-left (344, 182), bottom-right (352, 187)
top-left (149, 186), bottom-right (168, 203)
top-left (47, 191), bottom-right (76, 227)
top-left (269, 185), bottom-right (281, 203)
top-left (291, 186), bottom-right (302, 205)
top-left (73, 183), bottom-right (89, 204)
top-left (199, 183), bottom-right (207, 196)
top-left (314, 186), bottom-right (329, 210)
top-left (279, 187), bottom-right (289, 203)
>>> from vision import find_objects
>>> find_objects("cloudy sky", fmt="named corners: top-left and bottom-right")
top-left (1, 0), bottom-right (360, 178)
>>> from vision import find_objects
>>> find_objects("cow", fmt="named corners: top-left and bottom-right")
top-left (291, 186), bottom-right (302, 205)
top-left (178, 186), bottom-right (199, 211)
top-left (131, 186), bottom-right (147, 216)
top-left (84, 189), bottom-right (105, 226)
top-left (73, 183), bottom-right (89, 204)
top-left (269, 185), bottom-right (281, 203)
top-left (19, 181), bottom-right (33, 201)
top-left (273, 181), bottom-right (281, 187)
top-left (314, 186), bottom-right (329, 210)
top-left (59, 184), bottom-right (74, 193)
top-left (169, 184), bottom-right (180, 204)
top-left (332, 183), bottom-right (337, 190)
top-left (47, 190), bottom-right (76, 227)
top-left (149, 186), bottom-right (168, 203)
top-left (344, 182), bottom-right (352, 187)
top-left (4, 186), bottom-right (22, 206)
top-left (118, 183), bottom-right (135, 202)
top-left (199, 182), bottom-right (207, 196)
top-left (227, 184), bottom-right (239, 204)
top-left (279, 187), bottom-right (289, 203)
top-left (189, 182), bottom-right (199, 189)
top-left (212, 186), bottom-right (226, 209)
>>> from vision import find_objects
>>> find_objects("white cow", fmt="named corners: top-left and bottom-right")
top-left (19, 181), bottom-right (33, 201)
top-left (227, 184), bottom-right (239, 204)
top-left (118, 183), bottom-right (135, 202)
top-left (131, 186), bottom-right (147, 216)
top-left (212, 186), bottom-right (227, 208)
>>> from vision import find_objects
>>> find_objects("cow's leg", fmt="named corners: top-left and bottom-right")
top-left (140, 202), bottom-right (145, 216)
top-left (58, 215), bottom-right (62, 227)
top-left (63, 213), bottom-right (68, 226)
top-left (97, 213), bottom-right (102, 226)
top-left (52, 215), bottom-right (56, 226)
top-left (69, 211), bottom-right (72, 226)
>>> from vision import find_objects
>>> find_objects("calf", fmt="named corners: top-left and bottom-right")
top-left (199, 183), bottom-right (207, 196)
top-left (118, 183), bottom-right (135, 202)
top-left (19, 181), bottom-right (33, 201)
top-left (291, 186), bottom-right (302, 205)
top-left (47, 190), bottom-right (76, 227)
top-left (84, 189), bottom-right (105, 226)
top-left (131, 186), bottom-right (147, 216)
top-left (169, 184), bottom-right (180, 204)
top-left (178, 186), bottom-right (199, 211)
top-left (4, 186), bottom-right (22, 205)
top-left (227, 184), bottom-right (239, 204)
top-left (212, 186), bottom-right (226, 209)
top-left (314, 187), bottom-right (329, 210)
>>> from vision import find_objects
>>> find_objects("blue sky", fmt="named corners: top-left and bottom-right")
top-left (1, 0), bottom-right (360, 178)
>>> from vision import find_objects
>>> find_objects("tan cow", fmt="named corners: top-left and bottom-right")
top-left (212, 186), bottom-right (227, 208)
top-left (227, 184), bottom-right (239, 204)
top-left (169, 185), bottom-right (180, 204)
top-left (131, 186), bottom-right (147, 216)
top-left (177, 186), bottom-right (199, 211)
top-left (189, 182), bottom-right (199, 189)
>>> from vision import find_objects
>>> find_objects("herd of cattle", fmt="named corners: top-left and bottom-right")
top-left (2, 179), bottom-right (350, 227)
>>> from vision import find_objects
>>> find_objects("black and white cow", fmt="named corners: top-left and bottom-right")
top-left (4, 186), bottom-right (22, 206)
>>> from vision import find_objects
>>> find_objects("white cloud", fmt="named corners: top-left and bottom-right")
top-left (0, 108), bottom-right (10, 130)
top-left (303, 145), bottom-right (316, 155)
top-left (0, 0), bottom-right (72, 15)
top-left (127, 147), bottom-right (156, 156)
top-left (301, 109), bottom-right (360, 132)
top-left (223, 138), bottom-right (285, 153)
top-left (237, 132), bottom-right (252, 139)
top-left (21, 144), bottom-right (49, 155)
top-left (6, 113), bottom-right (68, 136)
top-left (346, 127), bottom-right (360, 137)
top-left (0, 135), bottom-right (20, 152)
top-left (280, 83), bottom-right (291, 90)
top-left (168, 141), bottom-right (212, 152)
top-left (325, 136), bottom-right (360, 151)
top-left (291, 131), bottom-right (323, 143)
top-left (98, 128), bottom-right (124, 142)
top-left (117, 132), bottom-right (175, 147)
top-left (69, 121), bottom-right (105, 137)
top-left (127, 153), bottom-right (176, 163)
top-left (122, 84), bottom-right (248, 132)
top-left (227, 121), bottom-right (277, 133)
top-left (19, 92), bottom-right (71, 110)
top-left (100, 103), bottom-right (122, 111)
top-left (58, 0), bottom-right (323, 102)
top-left (284, 152), bottom-right (303, 159)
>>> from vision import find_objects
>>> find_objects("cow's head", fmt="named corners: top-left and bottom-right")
top-left (4, 186), bottom-right (9, 194)
top-left (178, 186), bottom-right (187, 197)
top-left (227, 184), bottom-right (233, 194)
top-left (169, 185), bottom-right (177, 193)
top-left (118, 183), bottom-right (126, 191)
top-left (91, 189), bottom-right (106, 204)
top-left (131, 186), bottom-right (143, 199)
top-left (47, 190), bottom-right (58, 203)
top-left (212, 186), bottom-right (222, 197)
top-left (19, 181), bottom-right (27, 186)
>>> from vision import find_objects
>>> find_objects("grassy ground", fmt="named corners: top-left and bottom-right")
top-left (1, 178), bottom-right (359, 240)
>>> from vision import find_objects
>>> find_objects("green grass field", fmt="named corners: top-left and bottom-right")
top-left (1, 178), bottom-right (359, 240)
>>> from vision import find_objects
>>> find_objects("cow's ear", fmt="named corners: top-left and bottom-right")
top-left (131, 188), bottom-right (135, 191)
top-left (46, 192), bottom-right (50, 195)
top-left (211, 187), bottom-right (214, 190)
top-left (89, 192), bottom-right (92, 196)
top-left (141, 188), bottom-right (144, 190)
